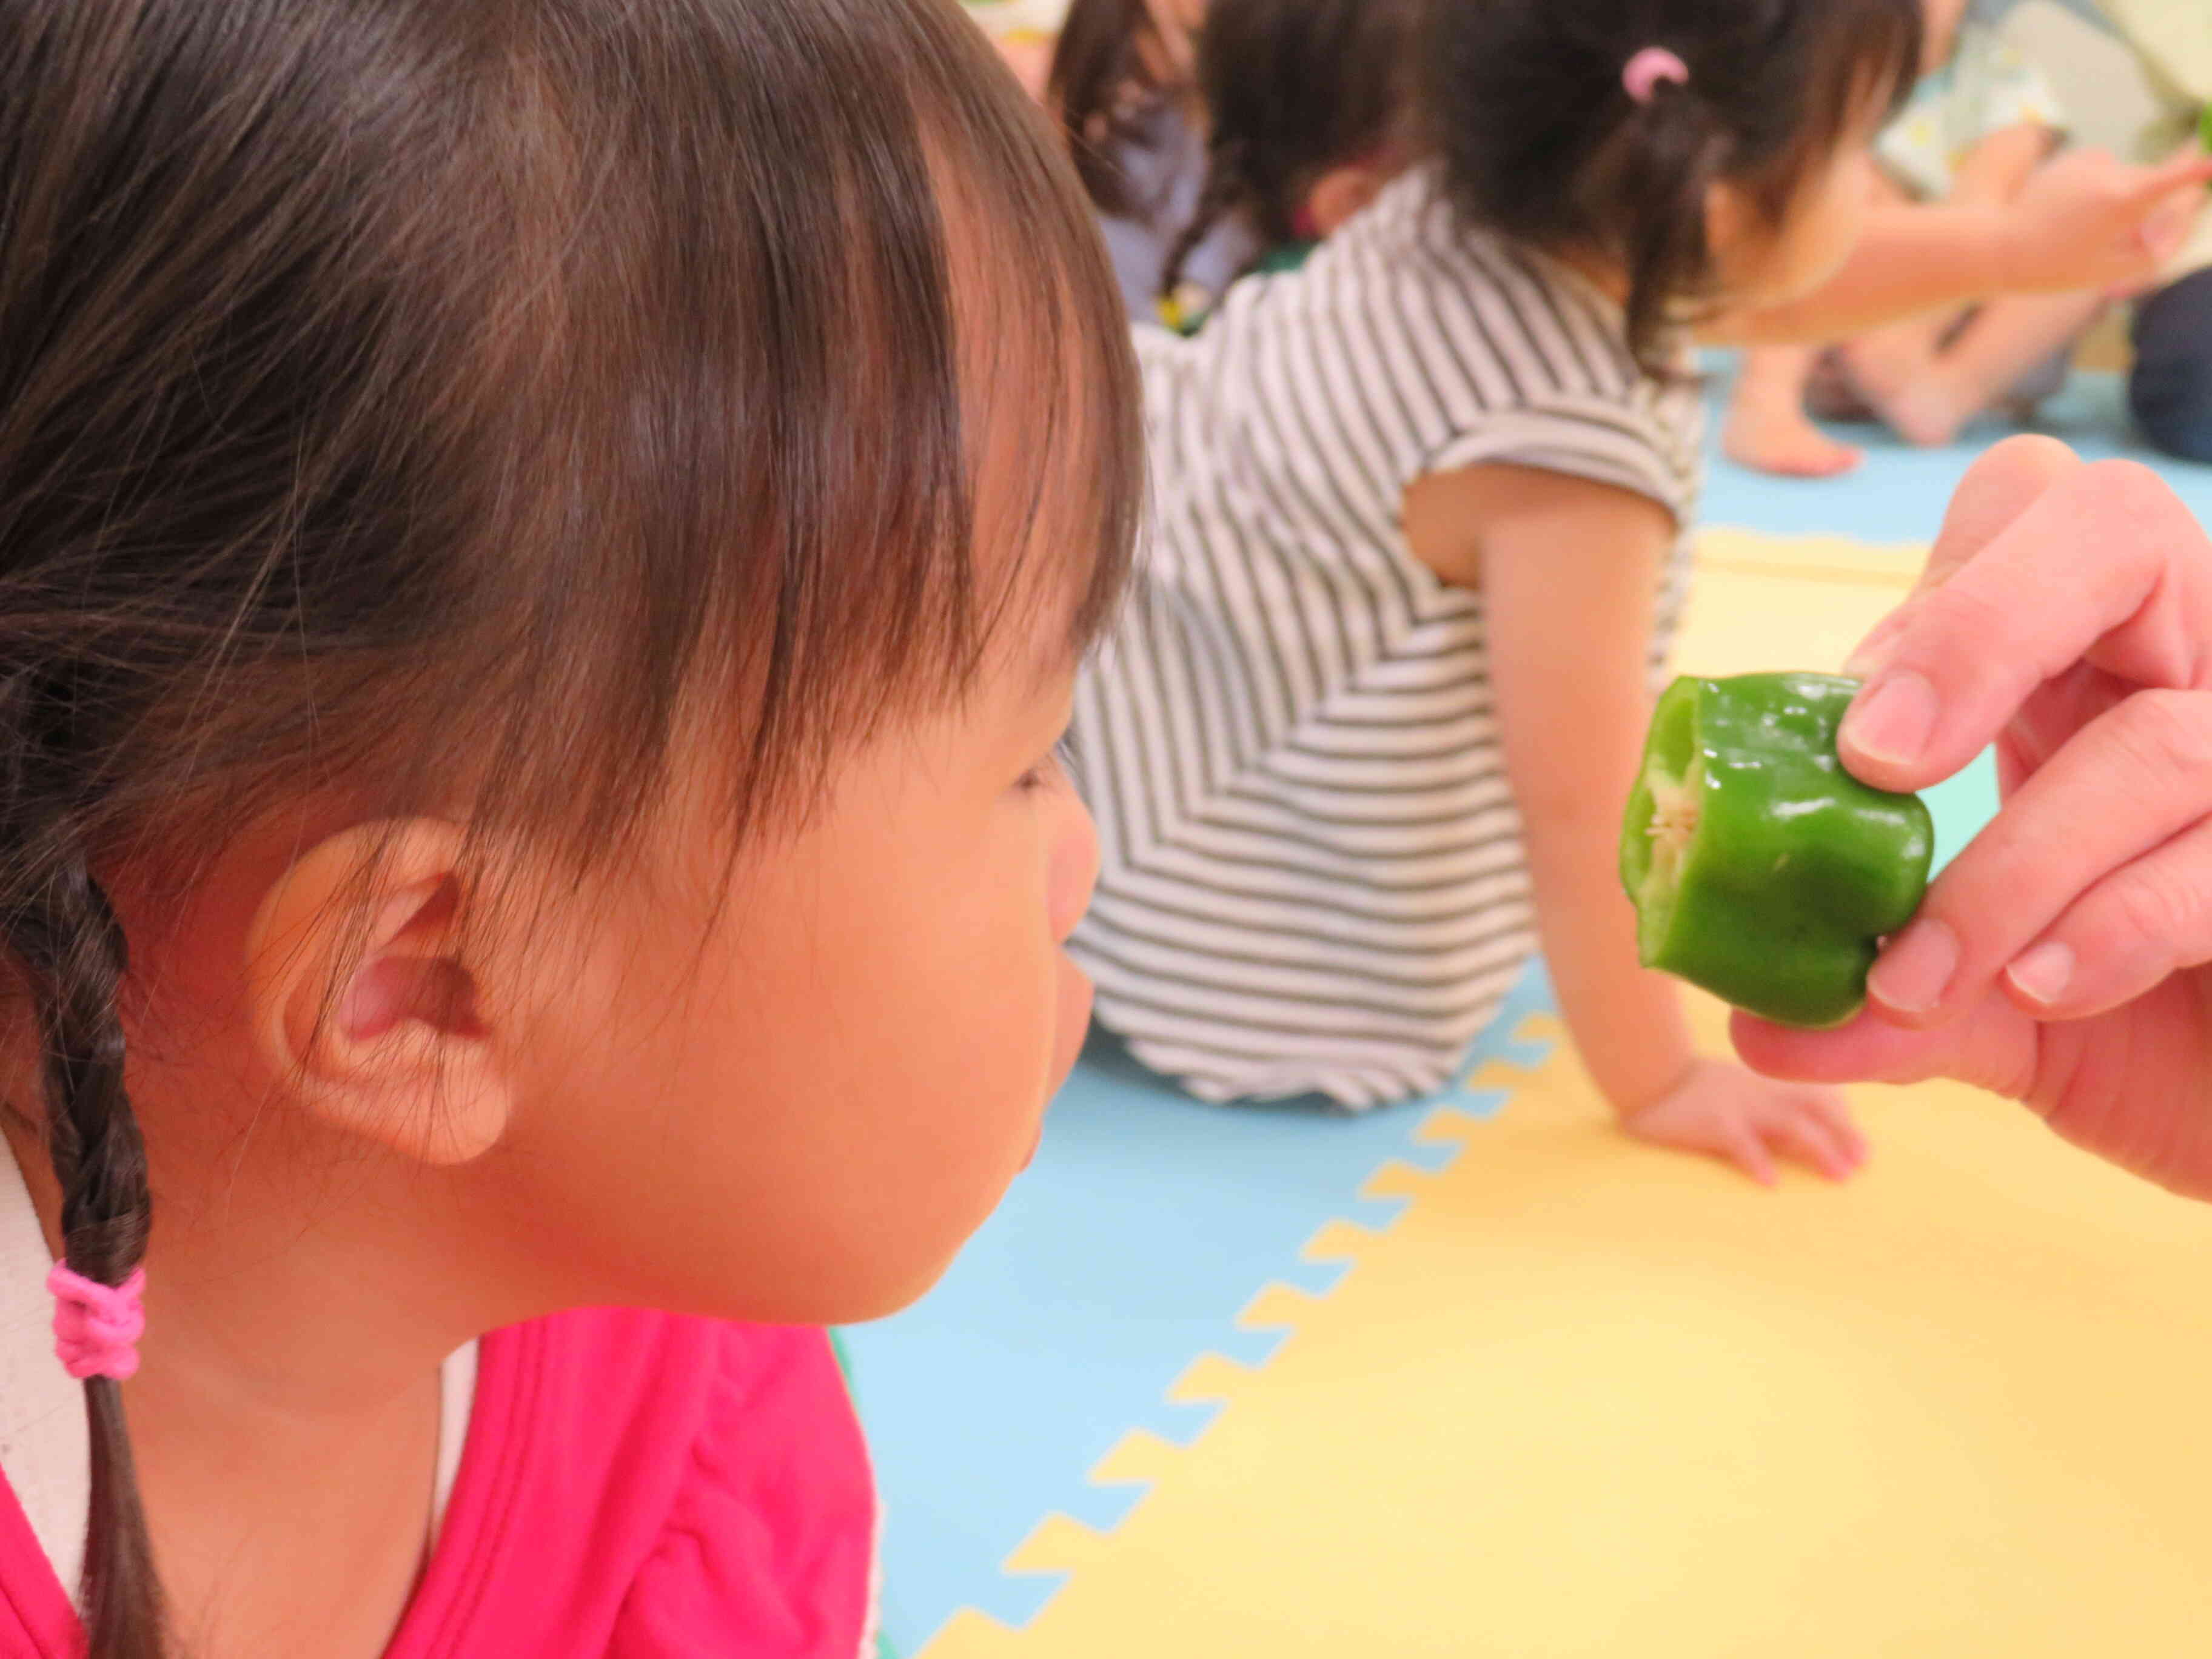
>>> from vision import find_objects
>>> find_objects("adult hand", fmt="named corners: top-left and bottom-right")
top-left (2000, 147), bottom-right (2212, 297)
top-left (1734, 437), bottom-right (2212, 1201)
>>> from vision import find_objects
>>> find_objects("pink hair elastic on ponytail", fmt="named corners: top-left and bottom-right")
top-left (1623, 47), bottom-right (1691, 104)
top-left (49, 1263), bottom-right (146, 1381)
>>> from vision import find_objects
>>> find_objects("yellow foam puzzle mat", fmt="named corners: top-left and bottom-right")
top-left (925, 992), bottom-right (2212, 1658)
top-left (1674, 526), bottom-right (1924, 679)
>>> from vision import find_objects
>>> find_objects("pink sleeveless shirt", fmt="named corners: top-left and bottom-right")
top-left (0, 1310), bottom-right (879, 1658)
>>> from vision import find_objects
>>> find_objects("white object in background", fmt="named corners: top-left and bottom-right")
top-left (963, 0), bottom-right (1073, 39)
top-left (2003, 1), bottom-right (2163, 155)
top-left (2000, 0), bottom-right (2212, 281)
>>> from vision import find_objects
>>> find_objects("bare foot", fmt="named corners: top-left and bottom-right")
top-left (1880, 380), bottom-right (1966, 449)
top-left (1837, 329), bottom-right (1929, 416)
top-left (1840, 334), bottom-right (1969, 449)
top-left (1723, 400), bottom-right (1864, 477)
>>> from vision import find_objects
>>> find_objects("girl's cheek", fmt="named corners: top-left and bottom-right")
top-left (1050, 951), bottom-right (1095, 1095)
top-left (1046, 794), bottom-right (1101, 943)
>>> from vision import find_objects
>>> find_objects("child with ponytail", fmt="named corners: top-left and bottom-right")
top-left (0, 2), bottom-right (1135, 1655)
top-left (1155, 0), bottom-right (1419, 332)
top-left (1048, 0), bottom-right (1265, 318)
top-left (1070, 0), bottom-right (2211, 1178)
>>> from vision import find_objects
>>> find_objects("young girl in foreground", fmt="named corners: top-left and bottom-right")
top-left (1069, 0), bottom-right (1926, 1178)
top-left (0, 2), bottom-right (1134, 1655)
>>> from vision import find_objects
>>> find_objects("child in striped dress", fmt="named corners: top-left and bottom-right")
top-left (1074, 0), bottom-right (2208, 1180)
top-left (1067, 0), bottom-right (1932, 1180)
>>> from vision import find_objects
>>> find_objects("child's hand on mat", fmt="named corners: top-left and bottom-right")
top-left (2002, 147), bottom-right (2212, 297)
top-left (1621, 1059), bottom-right (1868, 1186)
top-left (1735, 436), bottom-right (2212, 1202)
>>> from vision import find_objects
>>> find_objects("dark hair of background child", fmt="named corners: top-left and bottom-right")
top-left (0, 2), bottom-right (1138, 1655)
top-left (1425, 0), bottom-right (1925, 374)
top-left (1049, 0), bottom-right (1192, 220)
top-left (1161, 0), bottom-right (1421, 303)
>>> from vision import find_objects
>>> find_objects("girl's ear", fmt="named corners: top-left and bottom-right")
top-left (1304, 163), bottom-right (1390, 240)
top-left (244, 820), bottom-right (516, 1167)
top-left (1703, 177), bottom-right (1755, 267)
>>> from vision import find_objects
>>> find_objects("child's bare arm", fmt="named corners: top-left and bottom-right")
top-left (1403, 464), bottom-right (1864, 1182)
top-left (1709, 149), bottom-right (2212, 345)
top-left (1949, 120), bottom-right (2061, 208)
top-left (1406, 463), bottom-right (1692, 1116)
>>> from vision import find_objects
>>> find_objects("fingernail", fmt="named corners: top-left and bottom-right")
top-left (1841, 671), bottom-right (1940, 769)
top-left (2005, 941), bottom-right (2074, 1008)
top-left (1868, 917), bottom-right (1958, 1016)
top-left (1842, 642), bottom-right (1894, 682)
top-left (1842, 620), bottom-right (1901, 682)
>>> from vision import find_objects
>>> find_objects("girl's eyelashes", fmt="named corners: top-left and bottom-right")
top-left (1017, 738), bottom-right (1074, 793)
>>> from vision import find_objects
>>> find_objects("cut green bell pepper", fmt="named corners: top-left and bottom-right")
top-left (1620, 672), bottom-right (1933, 1029)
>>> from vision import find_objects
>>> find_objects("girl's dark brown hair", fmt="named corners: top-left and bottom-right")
top-left (0, 1), bottom-right (1138, 1654)
top-left (1161, 0), bottom-right (1420, 303)
top-left (1048, 0), bottom-right (1193, 219)
top-left (1423, 0), bottom-right (1925, 374)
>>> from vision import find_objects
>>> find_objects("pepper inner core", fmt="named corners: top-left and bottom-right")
top-left (1643, 757), bottom-right (1703, 888)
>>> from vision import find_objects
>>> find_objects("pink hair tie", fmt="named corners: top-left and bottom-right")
top-left (1623, 47), bottom-right (1691, 104)
top-left (48, 1264), bottom-right (146, 1381)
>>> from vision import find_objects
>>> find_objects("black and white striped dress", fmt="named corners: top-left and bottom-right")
top-left (1067, 167), bottom-right (1702, 1108)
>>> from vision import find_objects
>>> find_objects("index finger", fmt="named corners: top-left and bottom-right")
top-left (1838, 437), bottom-right (2081, 702)
top-left (1836, 459), bottom-right (2212, 794)
top-left (1865, 437), bottom-right (2085, 618)
top-left (2127, 150), bottom-right (2212, 207)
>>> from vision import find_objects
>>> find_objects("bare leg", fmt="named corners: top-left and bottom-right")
top-left (1723, 346), bottom-right (1864, 477)
top-left (1837, 313), bottom-right (1959, 418)
top-left (1948, 122), bottom-right (2057, 209)
top-left (1880, 289), bottom-right (2105, 447)
top-left (1847, 124), bottom-right (2080, 446)
top-left (1834, 172), bottom-right (1968, 419)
